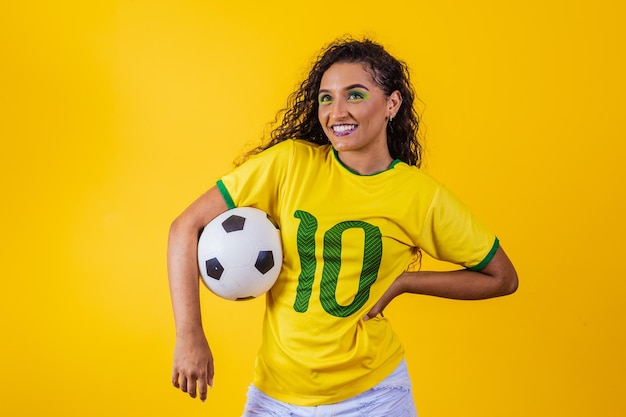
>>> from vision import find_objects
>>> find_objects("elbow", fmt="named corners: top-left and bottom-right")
top-left (498, 269), bottom-right (519, 297)
top-left (485, 246), bottom-right (518, 297)
top-left (168, 214), bottom-right (200, 244)
top-left (168, 216), bottom-right (185, 240)
top-left (505, 276), bottom-right (519, 296)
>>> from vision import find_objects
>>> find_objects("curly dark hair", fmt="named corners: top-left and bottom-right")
top-left (243, 37), bottom-right (423, 167)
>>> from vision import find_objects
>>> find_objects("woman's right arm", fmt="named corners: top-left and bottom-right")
top-left (167, 185), bottom-right (228, 402)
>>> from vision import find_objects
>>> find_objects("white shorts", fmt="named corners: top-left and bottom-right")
top-left (241, 359), bottom-right (418, 417)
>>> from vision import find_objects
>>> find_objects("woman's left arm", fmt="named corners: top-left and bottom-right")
top-left (364, 246), bottom-right (518, 320)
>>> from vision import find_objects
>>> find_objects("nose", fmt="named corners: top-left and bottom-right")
top-left (329, 99), bottom-right (348, 120)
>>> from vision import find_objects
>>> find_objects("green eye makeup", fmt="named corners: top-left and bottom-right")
top-left (318, 94), bottom-right (333, 104)
top-left (348, 90), bottom-right (369, 100)
top-left (317, 90), bottom-right (369, 104)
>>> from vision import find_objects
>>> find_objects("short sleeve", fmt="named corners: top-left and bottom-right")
top-left (418, 185), bottom-right (499, 270)
top-left (217, 140), bottom-right (294, 218)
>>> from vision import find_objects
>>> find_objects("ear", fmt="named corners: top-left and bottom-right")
top-left (387, 90), bottom-right (402, 119)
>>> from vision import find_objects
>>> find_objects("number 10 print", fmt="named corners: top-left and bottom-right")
top-left (292, 210), bottom-right (383, 317)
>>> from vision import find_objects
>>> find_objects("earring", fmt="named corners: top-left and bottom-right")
top-left (389, 114), bottom-right (395, 122)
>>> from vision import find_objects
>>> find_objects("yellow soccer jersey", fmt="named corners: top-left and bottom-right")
top-left (217, 139), bottom-right (498, 406)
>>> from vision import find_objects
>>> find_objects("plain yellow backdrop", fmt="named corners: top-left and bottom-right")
top-left (1, 0), bottom-right (624, 415)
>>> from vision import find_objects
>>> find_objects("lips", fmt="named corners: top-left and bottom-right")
top-left (332, 124), bottom-right (357, 136)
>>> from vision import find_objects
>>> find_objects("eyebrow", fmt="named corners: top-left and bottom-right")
top-left (318, 83), bottom-right (371, 94)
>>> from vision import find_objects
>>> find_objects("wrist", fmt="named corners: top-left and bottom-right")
top-left (175, 324), bottom-right (205, 339)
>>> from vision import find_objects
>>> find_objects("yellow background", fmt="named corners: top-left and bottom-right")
top-left (1, 0), bottom-right (624, 415)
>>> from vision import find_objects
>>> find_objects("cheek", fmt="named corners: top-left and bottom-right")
top-left (361, 103), bottom-right (381, 118)
top-left (317, 107), bottom-right (328, 126)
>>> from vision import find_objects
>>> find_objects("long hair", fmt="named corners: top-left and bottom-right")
top-left (242, 37), bottom-right (423, 167)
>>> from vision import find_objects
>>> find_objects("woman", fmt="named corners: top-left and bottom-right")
top-left (168, 38), bottom-right (518, 416)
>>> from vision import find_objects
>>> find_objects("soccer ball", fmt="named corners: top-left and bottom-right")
top-left (197, 207), bottom-right (282, 301)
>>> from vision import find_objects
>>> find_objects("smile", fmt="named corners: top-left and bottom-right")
top-left (332, 124), bottom-right (357, 136)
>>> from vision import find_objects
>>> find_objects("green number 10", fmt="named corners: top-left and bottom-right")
top-left (292, 210), bottom-right (383, 317)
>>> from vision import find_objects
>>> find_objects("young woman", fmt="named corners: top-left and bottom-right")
top-left (168, 38), bottom-right (518, 416)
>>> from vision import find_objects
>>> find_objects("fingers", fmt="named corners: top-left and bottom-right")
top-left (171, 369), bottom-right (180, 388)
top-left (363, 306), bottom-right (384, 321)
top-left (172, 369), bottom-right (211, 402)
top-left (198, 373), bottom-right (208, 402)
top-left (363, 298), bottom-right (383, 320)
top-left (364, 274), bottom-right (408, 320)
top-left (186, 375), bottom-right (196, 398)
top-left (207, 358), bottom-right (215, 388)
top-left (363, 287), bottom-right (395, 320)
top-left (199, 359), bottom-right (214, 401)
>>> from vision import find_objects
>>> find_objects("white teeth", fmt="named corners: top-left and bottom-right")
top-left (332, 124), bottom-right (356, 133)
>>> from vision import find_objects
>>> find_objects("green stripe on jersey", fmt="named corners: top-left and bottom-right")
top-left (216, 179), bottom-right (236, 209)
top-left (470, 237), bottom-right (500, 271)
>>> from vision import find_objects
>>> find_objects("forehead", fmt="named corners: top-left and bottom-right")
top-left (319, 62), bottom-right (378, 89)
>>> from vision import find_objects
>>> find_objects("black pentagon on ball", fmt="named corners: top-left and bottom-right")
top-left (221, 215), bottom-right (246, 232)
top-left (255, 251), bottom-right (275, 274)
top-left (205, 258), bottom-right (224, 280)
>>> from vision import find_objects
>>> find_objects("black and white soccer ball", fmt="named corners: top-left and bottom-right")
top-left (197, 207), bottom-right (282, 301)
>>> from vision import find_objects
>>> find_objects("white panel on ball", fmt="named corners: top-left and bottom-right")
top-left (197, 207), bottom-right (282, 301)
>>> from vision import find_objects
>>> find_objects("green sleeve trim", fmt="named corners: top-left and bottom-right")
top-left (216, 179), bottom-right (236, 209)
top-left (470, 237), bottom-right (500, 271)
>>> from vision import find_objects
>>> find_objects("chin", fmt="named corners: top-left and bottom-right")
top-left (329, 136), bottom-right (356, 150)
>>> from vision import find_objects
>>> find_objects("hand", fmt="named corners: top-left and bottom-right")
top-left (363, 274), bottom-right (407, 321)
top-left (364, 246), bottom-right (518, 319)
top-left (171, 331), bottom-right (214, 402)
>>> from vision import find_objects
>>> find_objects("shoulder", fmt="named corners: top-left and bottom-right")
top-left (242, 140), bottom-right (331, 176)
top-left (391, 162), bottom-right (444, 191)
top-left (260, 139), bottom-right (329, 157)
top-left (273, 139), bottom-right (332, 164)
top-left (291, 139), bottom-right (331, 155)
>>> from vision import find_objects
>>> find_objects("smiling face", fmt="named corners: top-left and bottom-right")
top-left (317, 62), bottom-right (401, 173)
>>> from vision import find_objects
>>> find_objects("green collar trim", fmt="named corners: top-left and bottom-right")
top-left (332, 148), bottom-right (401, 176)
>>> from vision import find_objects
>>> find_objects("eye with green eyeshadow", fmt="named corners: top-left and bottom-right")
top-left (318, 94), bottom-right (333, 105)
top-left (347, 90), bottom-right (369, 101)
